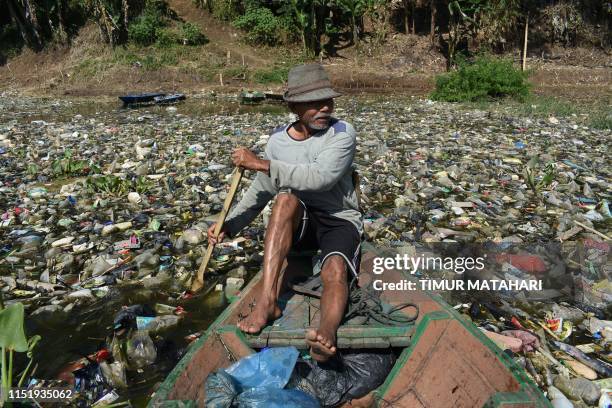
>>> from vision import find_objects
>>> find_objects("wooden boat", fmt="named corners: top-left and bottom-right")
top-left (155, 94), bottom-right (186, 104)
top-left (264, 92), bottom-right (285, 103)
top-left (119, 93), bottom-right (165, 105)
top-left (149, 244), bottom-right (550, 407)
top-left (239, 91), bottom-right (266, 105)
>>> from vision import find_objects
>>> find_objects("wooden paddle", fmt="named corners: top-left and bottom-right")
top-left (190, 167), bottom-right (245, 293)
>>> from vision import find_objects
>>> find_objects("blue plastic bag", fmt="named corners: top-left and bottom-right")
top-left (205, 347), bottom-right (320, 407)
top-left (205, 371), bottom-right (239, 408)
top-left (236, 386), bottom-right (319, 408)
top-left (225, 346), bottom-right (299, 390)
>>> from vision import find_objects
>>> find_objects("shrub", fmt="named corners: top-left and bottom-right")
top-left (212, 0), bottom-right (241, 21)
top-left (233, 6), bottom-right (281, 45)
top-left (156, 29), bottom-right (178, 47)
top-left (129, 13), bottom-right (162, 45)
top-left (128, 0), bottom-right (170, 46)
top-left (431, 56), bottom-right (530, 102)
top-left (181, 23), bottom-right (208, 45)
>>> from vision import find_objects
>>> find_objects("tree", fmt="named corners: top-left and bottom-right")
top-left (332, 0), bottom-right (369, 45)
top-left (5, 0), bottom-right (44, 50)
top-left (444, 0), bottom-right (522, 68)
top-left (85, 0), bottom-right (145, 46)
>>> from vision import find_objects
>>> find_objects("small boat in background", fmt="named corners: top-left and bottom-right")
top-left (240, 91), bottom-right (284, 105)
top-left (264, 92), bottom-right (284, 102)
top-left (240, 90), bottom-right (266, 105)
top-left (119, 92), bottom-right (165, 105)
top-left (154, 94), bottom-right (186, 104)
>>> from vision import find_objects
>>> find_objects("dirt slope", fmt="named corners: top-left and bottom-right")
top-left (166, 0), bottom-right (271, 68)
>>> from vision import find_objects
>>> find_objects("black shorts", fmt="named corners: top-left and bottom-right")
top-left (291, 201), bottom-right (362, 279)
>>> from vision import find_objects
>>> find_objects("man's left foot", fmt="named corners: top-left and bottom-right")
top-left (306, 327), bottom-right (337, 362)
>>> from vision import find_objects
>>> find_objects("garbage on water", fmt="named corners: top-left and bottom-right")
top-left (1, 94), bottom-right (610, 405)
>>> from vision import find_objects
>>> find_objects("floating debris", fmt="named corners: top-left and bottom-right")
top-left (0, 94), bottom-right (610, 406)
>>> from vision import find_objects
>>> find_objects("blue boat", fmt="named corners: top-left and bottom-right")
top-left (154, 94), bottom-right (186, 104)
top-left (119, 92), bottom-right (166, 105)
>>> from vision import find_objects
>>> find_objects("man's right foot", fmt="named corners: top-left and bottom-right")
top-left (305, 327), bottom-right (337, 362)
top-left (237, 299), bottom-right (282, 334)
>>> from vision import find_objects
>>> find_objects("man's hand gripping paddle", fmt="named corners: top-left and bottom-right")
top-left (190, 167), bottom-right (244, 293)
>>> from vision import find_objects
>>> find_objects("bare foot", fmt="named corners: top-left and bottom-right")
top-left (237, 298), bottom-right (281, 334)
top-left (306, 327), bottom-right (337, 362)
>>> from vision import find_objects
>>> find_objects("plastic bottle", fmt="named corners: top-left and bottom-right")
top-left (599, 389), bottom-right (611, 408)
top-left (126, 330), bottom-right (157, 369)
top-left (548, 386), bottom-right (574, 408)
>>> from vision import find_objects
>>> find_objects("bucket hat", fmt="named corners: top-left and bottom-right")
top-left (283, 64), bottom-right (342, 103)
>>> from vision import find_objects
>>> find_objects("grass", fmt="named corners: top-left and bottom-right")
top-left (73, 43), bottom-right (211, 77)
top-left (515, 95), bottom-right (578, 117)
top-left (588, 110), bottom-right (612, 130)
top-left (71, 44), bottom-right (292, 85)
top-left (253, 66), bottom-right (289, 84)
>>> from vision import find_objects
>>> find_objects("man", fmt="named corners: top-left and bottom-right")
top-left (207, 64), bottom-right (362, 362)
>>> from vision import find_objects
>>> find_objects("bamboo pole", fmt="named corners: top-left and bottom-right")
top-left (191, 167), bottom-right (244, 293)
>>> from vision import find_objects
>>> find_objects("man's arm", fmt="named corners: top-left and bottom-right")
top-left (223, 169), bottom-right (276, 237)
top-left (268, 127), bottom-right (356, 192)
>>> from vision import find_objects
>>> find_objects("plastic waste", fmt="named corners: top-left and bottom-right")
top-left (553, 341), bottom-right (612, 377)
top-left (225, 346), bottom-right (298, 389)
top-left (205, 347), bottom-right (308, 407)
top-left (553, 375), bottom-right (601, 405)
top-left (126, 330), bottom-right (157, 369)
top-left (99, 361), bottom-right (127, 389)
top-left (295, 349), bottom-right (396, 407)
top-left (599, 389), bottom-right (611, 408)
top-left (548, 385), bottom-right (575, 408)
top-left (113, 304), bottom-right (156, 333)
top-left (500, 330), bottom-right (540, 352)
top-left (141, 314), bottom-right (182, 334)
top-left (205, 370), bottom-right (239, 408)
top-left (235, 387), bottom-right (319, 408)
top-left (482, 329), bottom-right (523, 352)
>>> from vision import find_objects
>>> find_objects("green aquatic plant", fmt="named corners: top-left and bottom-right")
top-left (523, 156), bottom-right (557, 196)
top-left (85, 175), bottom-right (152, 196)
top-left (85, 175), bottom-right (131, 196)
top-left (0, 302), bottom-right (41, 406)
top-left (52, 149), bottom-right (101, 177)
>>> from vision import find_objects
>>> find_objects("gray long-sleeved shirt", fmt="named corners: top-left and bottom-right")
top-left (224, 118), bottom-right (363, 237)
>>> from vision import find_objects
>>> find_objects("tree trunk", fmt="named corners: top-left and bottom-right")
top-left (55, 0), bottom-right (68, 43)
top-left (351, 14), bottom-right (358, 45)
top-left (411, 2), bottom-right (415, 34)
top-left (123, 0), bottom-right (129, 32)
top-left (403, 0), bottom-right (409, 34)
top-left (314, 3), bottom-right (326, 56)
top-left (301, 31), bottom-right (308, 54)
top-left (22, 0), bottom-right (43, 47)
top-left (522, 15), bottom-right (529, 71)
top-left (430, 0), bottom-right (436, 45)
top-left (6, 0), bottom-right (42, 50)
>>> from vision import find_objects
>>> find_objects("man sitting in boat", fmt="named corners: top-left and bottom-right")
top-left (207, 63), bottom-right (362, 363)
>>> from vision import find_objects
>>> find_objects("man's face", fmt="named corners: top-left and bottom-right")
top-left (291, 99), bottom-right (335, 131)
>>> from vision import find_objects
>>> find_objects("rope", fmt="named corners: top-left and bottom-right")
top-left (344, 278), bottom-right (419, 326)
